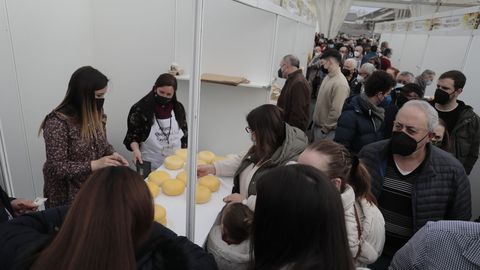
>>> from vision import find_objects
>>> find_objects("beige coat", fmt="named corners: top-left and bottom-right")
top-left (342, 185), bottom-right (385, 267)
top-left (312, 67), bottom-right (350, 132)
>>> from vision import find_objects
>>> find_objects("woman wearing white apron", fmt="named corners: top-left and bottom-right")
top-left (124, 73), bottom-right (188, 170)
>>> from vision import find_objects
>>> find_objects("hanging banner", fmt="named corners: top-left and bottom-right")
top-left (431, 12), bottom-right (479, 31)
top-left (411, 19), bottom-right (432, 32)
top-left (464, 12), bottom-right (480, 30)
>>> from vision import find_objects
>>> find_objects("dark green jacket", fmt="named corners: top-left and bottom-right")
top-left (450, 101), bottom-right (480, 175)
top-left (232, 124), bottom-right (308, 195)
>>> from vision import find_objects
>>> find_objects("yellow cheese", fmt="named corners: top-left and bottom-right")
top-left (146, 181), bottom-right (160, 198)
top-left (198, 151), bottom-right (216, 164)
top-left (162, 179), bottom-right (185, 196)
top-left (164, 155), bottom-right (184, 170)
top-left (212, 156), bottom-right (226, 162)
top-left (148, 170), bottom-right (170, 186)
top-left (159, 217), bottom-right (167, 226)
top-left (175, 148), bottom-right (188, 161)
top-left (176, 170), bottom-right (187, 186)
top-left (184, 159), bottom-right (207, 170)
top-left (196, 185), bottom-right (212, 204)
top-left (154, 204), bottom-right (167, 226)
top-left (199, 175), bottom-right (220, 192)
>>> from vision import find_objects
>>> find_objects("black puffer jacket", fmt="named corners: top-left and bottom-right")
top-left (358, 140), bottom-right (471, 232)
top-left (0, 207), bottom-right (217, 270)
top-left (334, 94), bottom-right (384, 154)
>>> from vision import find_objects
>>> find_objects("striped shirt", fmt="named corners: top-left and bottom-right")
top-left (390, 221), bottom-right (480, 270)
top-left (378, 157), bottom-right (425, 256)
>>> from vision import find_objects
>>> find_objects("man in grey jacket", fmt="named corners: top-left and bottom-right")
top-left (359, 100), bottom-right (471, 269)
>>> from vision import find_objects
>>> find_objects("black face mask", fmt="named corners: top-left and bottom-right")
top-left (155, 95), bottom-right (172, 106)
top-left (434, 88), bottom-right (452, 105)
top-left (341, 68), bottom-right (351, 77)
top-left (278, 68), bottom-right (283, 78)
top-left (391, 131), bottom-right (428, 156)
top-left (95, 98), bottom-right (105, 111)
top-left (396, 95), bottom-right (409, 108)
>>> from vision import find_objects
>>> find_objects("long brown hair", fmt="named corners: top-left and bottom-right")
top-left (246, 104), bottom-right (286, 163)
top-left (39, 66), bottom-right (108, 140)
top-left (31, 167), bottom-right (154, 270)
top-left (251, 165), bottom-right (355, 270)
top-left (306, 140), bottom-right (377, 205)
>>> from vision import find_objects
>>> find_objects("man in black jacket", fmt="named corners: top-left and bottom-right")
top-left (430, 70), bottom-right (480, 175)
top-left (0, 185), bottom-right (37, 222)
top-left (359, 100), bottom-right (471, 269)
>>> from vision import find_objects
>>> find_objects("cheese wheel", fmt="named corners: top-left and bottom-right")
top-left (175, 148), bottom-right (188, 161)
top-left (154, 204), bottom-right (167, 225)
top-left (146, 181), bottom-right (160, 198)
top-left (184, 159), bottom-right (207, 169)
top-left (176, 170), bottom-right (187, 186)
top-left (148, 170), bottom-right (170, 186)
top-left (164, 155), bottom-right (184, 170)
top-left (199, 175), bottom-right (220, 192)
top-left (198, 151), bottom-right (216, 164)
top-left (162, 179), bottom-right (185, 196)
top-left (196, 185), bottom-right (211, 204)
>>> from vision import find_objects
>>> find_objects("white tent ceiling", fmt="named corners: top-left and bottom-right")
top-left (317, 0), bottom-right (479, 37)
top-left (353, 0), bottom-right (479, 9)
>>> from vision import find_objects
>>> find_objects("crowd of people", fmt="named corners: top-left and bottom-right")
top-left (0, 32), bottom-right (478, 270)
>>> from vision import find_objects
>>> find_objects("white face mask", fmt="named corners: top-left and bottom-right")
top-left (396, 83), bottom-right (404, 89)
top-left (426, 80), bottom-right (433, 86)
top-left (354, 51), bottom-right (361, 58)
top-left (357, 75), bottom-right (364, 83)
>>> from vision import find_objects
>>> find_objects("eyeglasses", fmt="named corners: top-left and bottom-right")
top-left (245, 126), bottom-right (253, 133)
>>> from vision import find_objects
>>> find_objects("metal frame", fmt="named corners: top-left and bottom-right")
top-left (186, 0), bottom-right (205, 241)
top-left (0, 119), bottom-right (15, 196)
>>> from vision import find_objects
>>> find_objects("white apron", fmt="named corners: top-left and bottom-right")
top-left (141, 111), bottom-right (184, 170)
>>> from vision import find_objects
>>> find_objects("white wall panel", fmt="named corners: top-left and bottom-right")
top-left (272, 16), bottom-right (298, 76)
top-left (388, 33), bottom-right (406, 68)
top-left (0, 0), bottom-right (33, 198)
top-left (91, 0), bottom-right (176, 163)
top-left (421, 35), bottom-right (471, 96)
top-left (5, 0), bottom-right (94, 198)
top-left (202, 0), bottom-right (276, 84)
top-left (398, 34), bottom-right (429, 75)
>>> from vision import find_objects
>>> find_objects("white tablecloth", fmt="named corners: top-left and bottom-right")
top-left (148, 166), bottom-right (233, 246)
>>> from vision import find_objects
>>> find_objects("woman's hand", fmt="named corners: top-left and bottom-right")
top-left (91, 154), bottom-right (128, 171)
top-left (112, 152), bottom-right (129, 166)
top-left (223, 193), bottom-right (245, 204)
top-left (133, 149), bottom-right (143, 164)
top-left (197, 164), bottom-right (215, 177)
top-left (11, 199), bottom-right (38, 216)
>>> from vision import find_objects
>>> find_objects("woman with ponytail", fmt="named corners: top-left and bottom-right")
top-left (206, 202), bottom-right (253, 270)
top-left (298, 140), bottom-right (385, 267)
